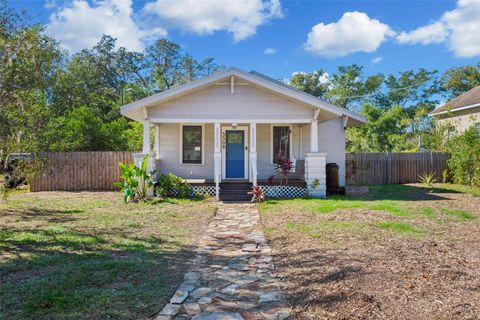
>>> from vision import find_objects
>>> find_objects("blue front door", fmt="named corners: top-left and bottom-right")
top-left (226, 130), bottom-right (245, 178)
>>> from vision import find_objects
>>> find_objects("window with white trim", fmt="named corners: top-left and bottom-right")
top-left (182, 125), bottom-right (203, 164)
top-left (272, 126), bottom-right (291, 163)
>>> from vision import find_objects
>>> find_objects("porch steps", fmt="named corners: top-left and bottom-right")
top-left (219, 182), bottom-right (252, 202)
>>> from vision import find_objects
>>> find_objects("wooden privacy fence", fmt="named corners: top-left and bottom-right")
top-left (346, 152), bottom-right (449, 185)
top-left (30, 152), bottom-right (133, 192)
top-left (29, 151), bottom-right (449, 191)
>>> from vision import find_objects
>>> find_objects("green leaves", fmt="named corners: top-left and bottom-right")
top-left (1, 3), bottom-right (221, 158)
top-left (155, 173), bottom-right (193, 199)
top-left (117, 155), bottom-right (152, 203)
top-left (441, 63), bottom-right (480, 98)
top-left (446, 127), bottom-right (480, 187)
top-left (418, 172), bottom-right (439, 187)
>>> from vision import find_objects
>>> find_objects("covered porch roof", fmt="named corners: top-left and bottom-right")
top-left (120, 67), bottom-right (366, 127)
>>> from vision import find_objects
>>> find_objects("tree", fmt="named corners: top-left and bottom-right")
top-left (145, 39), bottom-right (222, 90)
top-left (346, 104), bottom-right (413, 152)
top-left (289, 70), bottom-right (329, 99)
top-left (326, 64), bottom-right (383, 110)
top-left (44, 36), bottom-right (221, 152)
top-left (288, 65), bottom-right (442, 152)
top-left (379, 69), bottom-right (441, 135)
top-left (51, 35), bottom-right (150, 122)
top-left (446, 127), bottom-right (480, 186)
top-left (41, 106), bottom-right (130, 151)
top-left (441, 63), bottom-right (480, 98)
top-left (0, 1), bottom-right (63, 157)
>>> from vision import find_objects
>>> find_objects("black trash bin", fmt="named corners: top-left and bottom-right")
top-left (326, 163), bottom-right (339, 195)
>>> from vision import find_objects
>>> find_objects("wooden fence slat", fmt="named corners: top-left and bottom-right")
top-left (30, 151), bottom-right (448, 191)
top-left (346, 152), bottom-right (449, 185)
top-left (30, 151), bottom-right (133, 192)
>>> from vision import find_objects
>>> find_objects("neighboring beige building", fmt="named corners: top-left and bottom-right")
top-left (430, 85), bottom-right (480, 133)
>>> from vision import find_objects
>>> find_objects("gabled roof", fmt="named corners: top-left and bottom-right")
top-left (430, 85), bottom-right (480, 116)
top-left (120, 67), bottom-right (366, 126)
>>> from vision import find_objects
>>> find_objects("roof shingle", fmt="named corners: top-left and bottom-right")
top-left (432, 85), bottom-right (480, 114)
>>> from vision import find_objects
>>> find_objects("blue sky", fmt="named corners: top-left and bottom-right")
top-left (10, 0), bottom-right (480, 79)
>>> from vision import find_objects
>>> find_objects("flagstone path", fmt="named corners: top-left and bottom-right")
top-left (155, 203), bottom-right (291, 320)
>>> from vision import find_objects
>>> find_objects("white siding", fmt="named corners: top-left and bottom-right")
top-left (297, 118), bottom-right (346, 186)
top-left (256, 124), bottom-right (304, 180)
top-left (155, 119), bottom-right (346, 186)
top-left (157, 123), bottom-right (214, 179)
top-left (148, 84), bottom-right (313, 122)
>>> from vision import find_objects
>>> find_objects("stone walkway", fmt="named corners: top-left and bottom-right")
top-left (155, 203), bottom-right (290, 320)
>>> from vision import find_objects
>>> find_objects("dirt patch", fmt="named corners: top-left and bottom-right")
top-left (260, 185), bottom-right (480, 320)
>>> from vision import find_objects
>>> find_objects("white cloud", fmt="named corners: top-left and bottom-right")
top-left (291, 71), bottom-right (305, 78)
top-left (443, 0), bottom-right (480, 57)
top-left (396, 0), bottom-right (480, 58)
top-left (264, 47), bottom-right (277, 54)
top-left (396, 21), bottom-right (448, 45)
top-left (371, 56), bottom-right (383, 64)
top-left (318, 72), bottom-right (329, 84)
top-left (46, 0), bottom-right (166, 52)
top-left (44, 0), bottom-right (56, 9)
top-left (304, 11), bottom-right (394, 57)
top-left (143, 0), bottom-right (283, 42)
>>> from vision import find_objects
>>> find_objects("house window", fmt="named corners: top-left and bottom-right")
top-left (447, 126), bottom-right (455, 139)
top-left (272, 126), bottom-right (291, 163)
top-left (475, 122), bottom-right (480, 133)
top-left (182, 125), bottom-right (203, 164)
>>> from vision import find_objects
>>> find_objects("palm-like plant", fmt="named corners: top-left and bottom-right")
top-left (115, 154), bottom-right (153, 203)
top-left (418, 171), bottom-right (438, 187)
top-left (248, 186), bottom-right (265, 203)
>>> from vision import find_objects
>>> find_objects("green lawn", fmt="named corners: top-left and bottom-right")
top-left (0, 191), bottom-right (215, 320)
top-left (259, 183), bottom-right (480, 319)
top-left (260, 184), bottom-right (478, 237)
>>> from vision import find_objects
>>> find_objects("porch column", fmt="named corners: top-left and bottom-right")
top-left (214, 122), bottom-right (222, 200)
top-left (154, 124), bottom-right (160, 160)
top-left (134, 119), bottom-right (154, 196)
top-left (249, 122), bottom-right (257, 186)
top-left (142, 119), bottom-right (151, 154)
top-left (310, 119), bottom-right (318, 153)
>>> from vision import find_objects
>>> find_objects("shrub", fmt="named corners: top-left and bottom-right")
top-left (0, 184), bottom-right (10, 203)
top-left (155, 173), bottom-right (193, 198)
top-left (446, 127), bottom-right (480, 187)
top-left (418, 171), bottom-right (438, 187)
top-left (442, 169), bottom-right (452, 183)
top-left (275, 152), bottom-right (293, 185)
top-left (248, 186), bottom-right (265, 203)
top-left (116, 154), bottom-right (153, 203)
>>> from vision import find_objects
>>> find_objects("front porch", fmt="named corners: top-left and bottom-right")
top-left (186, 179), bottom-right (308, 201)
top-left (136, 119), bottom-right (327, 200)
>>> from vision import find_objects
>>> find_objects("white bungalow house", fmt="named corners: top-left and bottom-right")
top-left (120, 67), bottom-right (365, 200)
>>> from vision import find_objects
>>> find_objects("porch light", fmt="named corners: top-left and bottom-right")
top-left (232, 123), bottom-right (238, 129)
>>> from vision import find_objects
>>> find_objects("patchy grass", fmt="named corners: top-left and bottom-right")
top-left (260, 183), bottom-right (480, 319)
top-left (261, 184), bottom-right (477, 221)
top-left (432, 183), bottom-right (480, 197)
top-left (440, 208), bottom-right (476, 220)
top-left (0, 191), bottom-right (215, 320)
top-left (376, 221), bottom-right (424, 235)
top-left (369, 202), bottom-right (412, 216)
